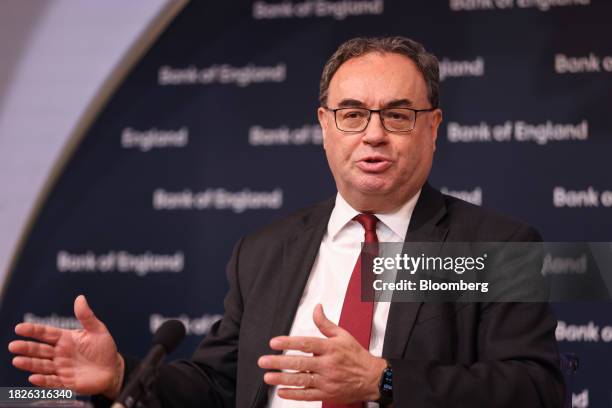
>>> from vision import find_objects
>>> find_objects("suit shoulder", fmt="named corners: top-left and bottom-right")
top-left (442, 194), bottom-right (542, 242)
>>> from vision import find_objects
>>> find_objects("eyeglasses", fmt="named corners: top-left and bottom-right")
top-left (324, 106), bottom-right (437, 133)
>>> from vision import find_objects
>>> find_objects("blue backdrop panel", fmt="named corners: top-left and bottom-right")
top-left (1, 1), bottom-right (611, 405)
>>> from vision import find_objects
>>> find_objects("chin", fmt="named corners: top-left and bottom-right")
top-left (356, 184), bottom-right (394, 198)
top-left (354, 175), bottom-right (391, 190)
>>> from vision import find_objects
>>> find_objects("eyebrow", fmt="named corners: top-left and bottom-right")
top-left (337, 99), bottom-right (366, 108)
top-left (383, 98), bottom-right (414, 108)
top-left (336, 98), bottom-right (415, 108)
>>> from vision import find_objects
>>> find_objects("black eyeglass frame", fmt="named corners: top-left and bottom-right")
top-left (323, 106), bottom-right (438, 133)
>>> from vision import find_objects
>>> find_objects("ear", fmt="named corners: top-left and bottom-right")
top-left (430, 108), bottom-right (443, 151)
top-left (317, 107), bottom-right (329, 149)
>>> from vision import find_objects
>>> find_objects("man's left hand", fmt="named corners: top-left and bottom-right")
top-left (257, 304), bottom-right (387, 403)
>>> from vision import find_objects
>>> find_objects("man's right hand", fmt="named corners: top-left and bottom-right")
top-left (8, 295), bottom-right (124, 399)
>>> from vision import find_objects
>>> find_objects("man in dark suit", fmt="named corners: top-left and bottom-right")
top-left (9, 36), bottom-right (564, 407)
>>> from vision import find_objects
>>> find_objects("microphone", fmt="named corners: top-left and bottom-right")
top-left (111, 319), bottom-right (186, 408)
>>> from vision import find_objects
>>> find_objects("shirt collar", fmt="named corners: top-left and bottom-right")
top-left (327, 189), bottom-right (421, 241)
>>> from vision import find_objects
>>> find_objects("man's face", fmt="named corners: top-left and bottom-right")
top-left (318, 52), bottom-right (442, 213)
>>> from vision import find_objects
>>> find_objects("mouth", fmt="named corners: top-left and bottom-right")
top-left (356, 156), bottom-right (392, 173)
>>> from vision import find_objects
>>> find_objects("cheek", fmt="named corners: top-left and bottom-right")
top-left (329, 139), bottom-right (355, 163)
top-left (324, 144), bottom-right (345, 174)
top-left (396, 139), bottom-right (431, 172)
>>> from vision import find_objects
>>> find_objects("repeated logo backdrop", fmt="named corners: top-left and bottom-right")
top-left (1, 1), bottom-right (611, 405)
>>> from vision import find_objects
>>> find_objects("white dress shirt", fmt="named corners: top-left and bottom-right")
top-left (268, 190), bottom-right (420, 408)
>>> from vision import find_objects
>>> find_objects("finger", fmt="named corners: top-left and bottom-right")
top-left (12, 356), bottom-right (56, 375)
top-left (74, 295), bottom-right (106, 333)
top-left (14, 323), bottom-right (62, 345)
top-left (264, 371), bottom-right (317, 388)
top-left (29, 374), bottom-right (65, 388)
top-left (258, 355), bottom-right (319, 372)
top-left (313, 304), bottom-right (343, 338)
top-left (269, 336), bottom-right (328, 354)
top-left (8, 340), bottom-right (55, 359)
top-left (277, 387), bottom-right (326, 401)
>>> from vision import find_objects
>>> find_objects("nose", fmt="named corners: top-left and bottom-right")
top-left (362, 111), bottom-right (387, 146)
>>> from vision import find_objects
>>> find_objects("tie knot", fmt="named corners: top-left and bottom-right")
top-left (353, 213), bottom-right (378, 233)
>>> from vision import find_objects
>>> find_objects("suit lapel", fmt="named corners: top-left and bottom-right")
top-left (269, 203), bottom-right (333, 339)
top-left (251, 199), bottom-right (334, 408)
top-left (382, 183), bottom-right (449, 358)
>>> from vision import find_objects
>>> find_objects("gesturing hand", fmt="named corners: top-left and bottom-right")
top-left (8, 295), bottom-right (124, 399)
top-left (258, 304), bottom-right (387, 404)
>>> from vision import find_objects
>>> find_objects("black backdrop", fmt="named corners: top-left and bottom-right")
top-left (1, 1), bottom-right (611, 405)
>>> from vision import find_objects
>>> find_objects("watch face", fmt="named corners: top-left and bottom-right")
top-left (382, 367), bottom-right (393, 391)
top-left (378, 367), bottom-right (393, 406)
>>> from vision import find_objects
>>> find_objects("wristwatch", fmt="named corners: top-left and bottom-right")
top-left (376, 362), bottom-right (393, 407)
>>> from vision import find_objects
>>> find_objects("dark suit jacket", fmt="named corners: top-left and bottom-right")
top-left (113, 183), bottom-right (565, 407)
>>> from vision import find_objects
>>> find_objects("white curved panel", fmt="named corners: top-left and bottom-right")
top-left (0, 0), bottom-right (171, 288)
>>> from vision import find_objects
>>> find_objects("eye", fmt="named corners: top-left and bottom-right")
top-left (341, 109), bottom-right (367, 120)
top-left (384, 110), bottom-right (411, 121)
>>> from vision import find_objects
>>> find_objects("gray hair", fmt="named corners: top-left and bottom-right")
top-left (319, 36), bottom-right (440, 108)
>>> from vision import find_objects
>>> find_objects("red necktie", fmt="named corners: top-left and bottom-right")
top-left (322, 214), bottom-right (378, 408)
